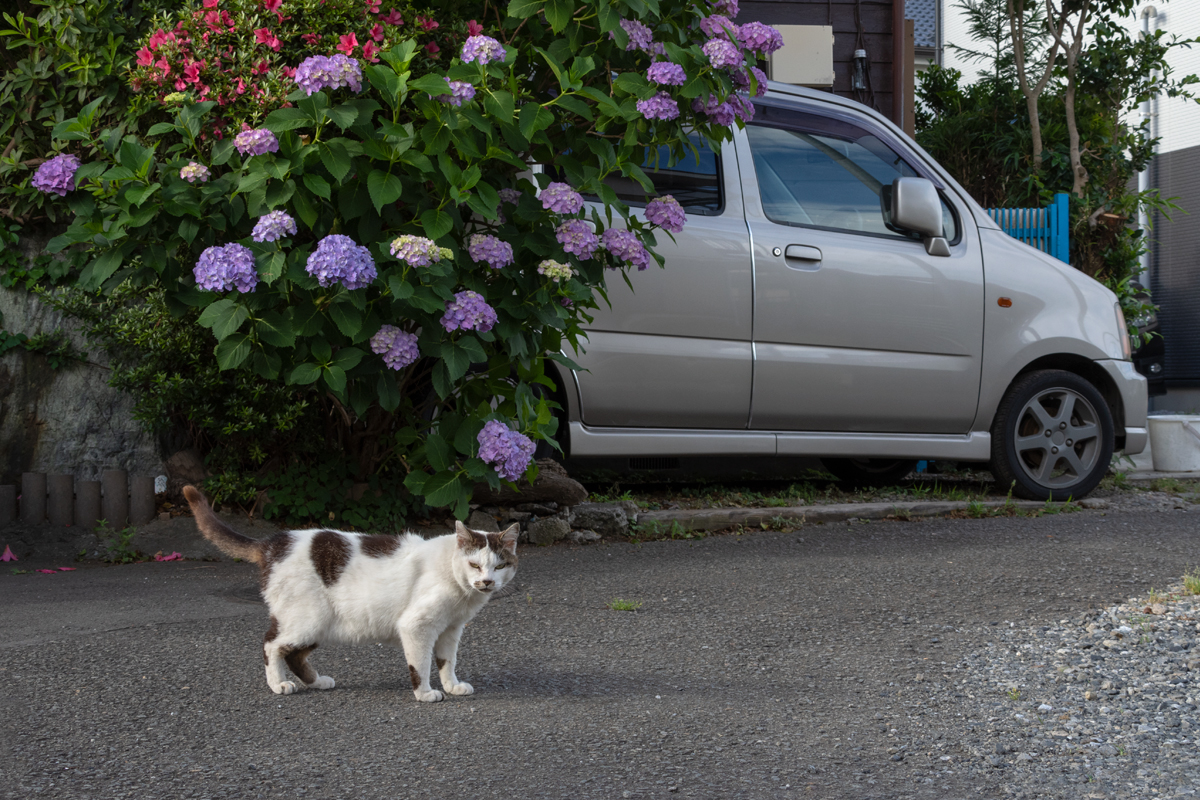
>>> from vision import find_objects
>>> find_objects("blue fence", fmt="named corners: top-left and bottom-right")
top-left (985, 193), bottom-right (1070, 264)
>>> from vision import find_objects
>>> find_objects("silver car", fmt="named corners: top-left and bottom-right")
top-left (547, 83), bottom-right (1147, 501)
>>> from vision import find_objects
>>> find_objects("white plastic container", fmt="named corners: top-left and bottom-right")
top-left (1147, 415), bottom-right (1200, 472)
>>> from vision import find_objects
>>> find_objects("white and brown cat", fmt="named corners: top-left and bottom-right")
top-left (182, 485), bottom-right (518, 701)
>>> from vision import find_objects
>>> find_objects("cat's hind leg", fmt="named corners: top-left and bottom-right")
top-left (434, 623), bottom-right (473, 696)
top-left (284, 643), bottom-right (336, 690)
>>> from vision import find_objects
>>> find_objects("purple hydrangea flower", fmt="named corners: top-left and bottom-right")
top-left (467, 234), bottom-right (513, 269)
top-left (610, 18), bottom-right (655, 53)
top-left (692, 95), bottom-right (738, 126)
top-left (194, 243), bottom-right (259, 293)
top-left (370, 324), bottom-right (421, 370)
top-left (646, 195), bottom-right (687, 234)
top-left (541, 182), bottom-right (584, 215)
top-left (477, 420), bottom-right (535, 482)
top-left (647, 61), bottom-right (686, 86)
top-left (729, 93), bottom-right (756, 122)
top-left (461, 35), bottom-right (506, 65)
top-left (738, 21), bottom-right (784, 54)
top-left (441, 290), bottom-right (498, 333)
top-left (699, 15), bottom-right (737, 40)
top-left (31, 153), bottom-right (81, 197)
top-left (556, 219), bottom-right (599, 259)
top-left (440, 80), bottom-right (476, 107)
top-left (601, 228), bottom-right (651, 270)
top-left (537, 259), bottom-right (575, 283)
top-left (389, 235), bottom-right (448, 267)
top-left (498, 188), bottom-right (521, 205)
top-left (294, 54), bottom-right (363, 95)
top-left (179, 162), bottom-right (210, 183)
top-left (702, 38), bottom-right (743, 69)
top-left (713, 0), bottom-right (740, 18)
top-left (636, 92), bottom-right (680, 121)
top-left (234, 127), bottom-right (279, 157)
top-left (251, 210), bottom-right (297, 243)
top-left (306, 234), bottom-right (377, 289)
top-left (734, 65), bottom-right (769, 97)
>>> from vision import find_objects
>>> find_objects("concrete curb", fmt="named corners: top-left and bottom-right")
top-left (635, 498), bottom-right (1094, 533)
top-left (1120, 471), bottom-right (1200, 481)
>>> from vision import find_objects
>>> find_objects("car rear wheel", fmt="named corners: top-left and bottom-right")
top-left (990, 369), bottom-right (1113, 501)
top-left (821, 458), bottom-right (918, 488)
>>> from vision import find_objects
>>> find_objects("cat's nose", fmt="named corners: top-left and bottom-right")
top-left (480, 579), bottom-right (494, 587)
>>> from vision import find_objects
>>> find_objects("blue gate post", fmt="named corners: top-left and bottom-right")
top-left (1050, 193), bottom-right (1070, 264)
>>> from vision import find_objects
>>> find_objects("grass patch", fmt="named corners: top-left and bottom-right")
top-left (1183, 567), bottom-right (1200, 596)
top-left (607, 598), bottom-right (642, 611)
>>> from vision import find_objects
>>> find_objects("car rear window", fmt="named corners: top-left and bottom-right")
top-left (599, 135), bottom-right (723, 216)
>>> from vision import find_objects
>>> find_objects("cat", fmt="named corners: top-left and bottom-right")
top-left (181, 485), bottom-right (518, 701)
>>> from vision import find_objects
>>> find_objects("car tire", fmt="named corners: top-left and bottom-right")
top-left (821, 458), bottom-right (918, 488)
top-left (990, 369), bottom-right (1113, 501)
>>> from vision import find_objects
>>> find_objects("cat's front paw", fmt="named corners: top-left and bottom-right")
top-left (446, 682), bottom-right (474, 696)
top-left (311, 676), bottom-right (336, 690)
top-left (414, 689), bottom-right (445, 703)
top-left (273, 680), bottom-right (299, 695)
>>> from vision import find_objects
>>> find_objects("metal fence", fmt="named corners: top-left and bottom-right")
top-left (985, 193), bottom-right (1070, 264)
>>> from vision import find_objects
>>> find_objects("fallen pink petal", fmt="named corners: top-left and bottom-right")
top-left (58, 567), bottom-right (77, 571)
top-left (155, 552), bottom-right (183, 562)
top-left (1, 545), bottom-right (16, 562)
top-left (37, 569), bottom-right (57, 574)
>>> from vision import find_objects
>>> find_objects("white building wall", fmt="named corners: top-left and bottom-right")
top-left (1132, 2), bottom-right (1200, 156)
top-left (941, 0), bottom-right (990, 82)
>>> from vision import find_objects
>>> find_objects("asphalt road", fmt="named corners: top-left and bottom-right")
top-left (2, 508), bottom-right (1197, 800)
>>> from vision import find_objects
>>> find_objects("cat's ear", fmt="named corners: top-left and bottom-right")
top-left (455, 521), bottom-right (486, 550)
top-left (499, 523), bottom-right (519, 553)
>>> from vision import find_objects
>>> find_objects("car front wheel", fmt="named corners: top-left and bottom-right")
top-left (990, 369), bottom-right (1114, 501)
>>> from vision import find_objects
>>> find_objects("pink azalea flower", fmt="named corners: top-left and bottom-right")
top-left (362, 40), bottom-right (380, 61)
top-left (337, 32), bottom-right (358, 55)
top-left (425, 41), bottom-right (440, 56)
top-left (302, 32), bottom-right (320, 45)
top-left (37, 569), bottom-right (57, 574)
top-left (148, 28), bottom-right (171, 49)
top-left (203, 0), bottom-right (219, 6)
top-left (365, 0), bottom-right (381, 13)
top-left (136, 48), bottom-right (154, 66)
top-left (156, 58), bottom-right (171, 76)
top-left (380, 8), bottom-right (402, 25)
top-left (183, 62), bottom-right (202, 84)
top-left (467, 19), bottom-right (483, 36)
top-left (370, 23), bottom-right (384, 41)
top-left (58, 567), bottom-right (76, 571)
top-left (262, 0), bottom-right (282, 10)
top-left (236, 77), bottom-right (247, 94)
top-left (281, 66), bottom-right (296, 78)
top-left (1, 545), bottom-right (16, 562)
top-left (255, 27), bottom-right (281, 51)
top-left (253, 59), bottom-right (270, 75)
top-left (174, 78), bottom-right (187, 90)
top-left (417, 15), bottom-right (438, 31)
top-left (204, 9), bottom-right (221, 29)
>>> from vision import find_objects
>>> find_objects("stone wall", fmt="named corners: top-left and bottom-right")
top-left (0, 231), bottom-right (162, 485)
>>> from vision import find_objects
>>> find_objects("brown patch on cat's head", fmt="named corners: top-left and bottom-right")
top-left (311, 531), bottom-right (351, 586)
top-left (455, 520), bottom-right (488, 551)
top-left (408, 664), bottom-right (422, 690)
top-left (485, 524), bottom-right (520, 565)
top-left (259, 533), bottom-right (294, 594)
top-left (360, 534), bottom-right (401, 558)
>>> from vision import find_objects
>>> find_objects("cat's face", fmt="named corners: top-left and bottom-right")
top-left (455, 522), bottom-right (519, 594)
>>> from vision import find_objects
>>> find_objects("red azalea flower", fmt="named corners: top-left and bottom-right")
top-left (370, 23), bottom-right (384, 41)
top-left (425, 41), bottom-right (440, 56)
top-left (337, 32), bottom-right (358, 55)
top-left (282, 66), bottom-right (296, 78)
top-left (302, 32), bottom-right (321, 45)
top-left (362, 40), bottom-right (380, 62)
top-left (137, 47), bottom-right (155, 66)
top-left (254, 59), bottom-right (270, 75)
top-left (255, 27), bottom-right (282, 51)
top-left (262, 0), bottom-right (282, 10)
top-left (467, 19), bottom-right (483, 36)
top-left (417, 15), bottom-right (439, 31)
top-left (380, 8), bottom-right (402, 25)
top-left (203, 0), bottom-right (219, 6)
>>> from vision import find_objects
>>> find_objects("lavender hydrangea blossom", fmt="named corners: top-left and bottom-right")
top-left (441, 290), bottom-right (497, 333)
top-left (194, 243), bottom-right (259, 293)
top-left (251, 210), bottom-right (298, 243)
top-left (179, 162), bottom-right (210, 183)
top-left (738, 21), bottom-right (784, 54)
top-left (306, 234), bottom-right (377, 289)
top-left (294, 54), bottom-right (363, 95)
top-left (540, 182), bottom-right (584, 215)
top-left (610, 18), bottom-right (655, 52)
top-left (461, 35), bottom-right (506, 65)
top-left (699, 15), bottom-right (737, 39)
top-left (477, 420), bottom-right (535, 482)
top-left (234, 128), bottom-right (279, 157)
top-left (601, 228), bottom-right (651, 270)
top-left (556, 219), bottom-right (599, 259)
top-left (734, 65), bottom-right (769, 97)
top-left (370, 324), bottom-right (421, 370)
top-left (646, 61), bottom-right (686, 86)
top-left (729, 94), bottom-right (755, 122)
top-left (692, 95), bottom-right (737, 126)
top-left (440, 81), bottom-right (476, 107)
top-left (31, 153), bottom-right (81, 197)
top-left (646, 196), bottom-right (687, 234)
top-left (498, 188), bottom-right (521, 205)
top-left (389, 235), bottom-right (449, 267)
top-left (713, 0), bottom-right (740, 17)
top-left (702, 38), bottom-right (742, 69)
top-left (636, 92), bottom-right (680, 121)
top-left (467, 234), bottom-right (513, 269)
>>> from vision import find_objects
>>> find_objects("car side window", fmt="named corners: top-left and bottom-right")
top-left (747, 106), bottom-right (958, 241)
top-left (601, 135), bottom-right (723, 216)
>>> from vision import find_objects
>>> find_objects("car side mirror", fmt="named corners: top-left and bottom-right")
top-left (882, 177), bottom-right (950, 257)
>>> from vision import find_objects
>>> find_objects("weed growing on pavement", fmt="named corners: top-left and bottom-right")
top-left (966, 499), bottom-right (987, 518)
top-left (1007, 687), bottom-right (1022, 702)
top-left (629, 520), bottom-right (704, 542)
top-left (1105, 469), bottom-right (1132, 491)
top-left (607, 598), bottom-right (642, 611)
top-left (97, 520), bottom-right (142, 564)
top-left (1183, 567), bottom-right (1200, 595)
top-left (1149, 477), bottom-right (1191, 494)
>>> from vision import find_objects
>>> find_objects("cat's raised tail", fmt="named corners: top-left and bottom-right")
top-left (181, 485), bottom-right (265, 564)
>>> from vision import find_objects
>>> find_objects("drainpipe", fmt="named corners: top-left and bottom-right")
top-left (892, 0), bottom-right (906, 127)
top-left (1138, 4), bottom-right (1158, 280)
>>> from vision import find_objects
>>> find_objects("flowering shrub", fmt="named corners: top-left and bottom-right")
top-left (37, 0), bottom-right (778, 516)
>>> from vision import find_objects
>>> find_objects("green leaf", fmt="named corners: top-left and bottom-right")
top-left (238, 170), bottom-right (268, 194)
top-left (329, 302), bottom-right (363, 338)
top-left (545, 0), bottom-right (573, 33)
top-left (426, 434), bottom-right (453, 472)
top-left (326, 104), bottom-right (360, 130)
top-left (332, 346), bottom-right (364, 370)
top-left (320, 141), bottom-right (352, 183)
top-left (214, 334), bottom-right (251, 371)
top-left (367, 170), bottom-right (403, 213)
top-left (442, 341), bottom-right (469, 381)
top-left (198, 299), bottom-right (250, 341)
top-left (680, 74), bottom-right (706, 100)
top-left (302, 173), bottom-right (331, 199)
top-left (421, 471), bottom-right (465, 508)
top-left (323, 365), bottom-right (347, 393)
top-left (78, 248), bottom-right (125, 290)
top-left (483, 90), bottom-right (515, 122)
top-left (556, 94), bottom-right (594, 121)
top-left (179, 218), bottom-right (200, 245)
top-left (264, 107), bottom-right (312, 132)
top-left (366, 64), bottom-right (404, 107)
top-left (420, 208), bottom-right (454, 241)
top-left (377, 371), bottom-right (401, 412)
top-left (265, 179), bottom-right (296, 209)
top-left (409, 74), bottom-right (451, 96)
top-left (255, 310), bottom-right (295, 347)
top-left (519, 103), bottom-right (555, 141)
top-left (458, 335), bottom-right (487, 364)
top-left (614, 72), bottom-right (651, 96)
top-left (147, 122), bottom-right (176, 136)
top-left (211, 139), bottom-right (235, 166)
top-left (292, 186), bottom-right (318, 228)
top-left (507, 0), bottom-right (543, 19)
top-left (289, 362), bottom-right (322, 385)
top-left (403, 470), bottom-right (428, 494)
top-left (73, 161), bottom-right (107, 187)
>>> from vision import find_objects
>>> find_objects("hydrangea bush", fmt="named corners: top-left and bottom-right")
top-left (37, 0), bottom-right (777, 517)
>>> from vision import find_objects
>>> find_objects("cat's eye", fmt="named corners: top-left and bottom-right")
top-left (495, 563), bottom-right (508, 569)
top-left (467, 562), bottom-right (480, 569)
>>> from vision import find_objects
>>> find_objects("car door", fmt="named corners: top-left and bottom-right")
top-left (737, 101), bottom-right (985, 433)
top-left (571, 137), bottom-right (754, 428)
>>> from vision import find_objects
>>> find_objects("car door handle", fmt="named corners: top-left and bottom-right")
top-left (783, 244), bottom-right (822, 270)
